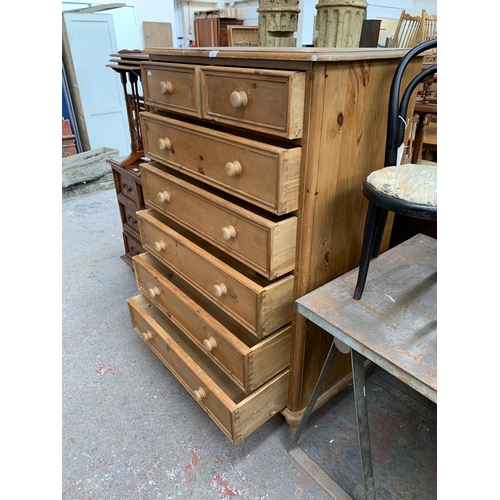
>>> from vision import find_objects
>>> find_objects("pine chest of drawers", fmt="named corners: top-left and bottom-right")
top-left (125, 47), bottom-right (418, 443)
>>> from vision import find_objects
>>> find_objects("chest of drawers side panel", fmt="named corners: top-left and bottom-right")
top-left (289, 58), bottom-right (418, 413)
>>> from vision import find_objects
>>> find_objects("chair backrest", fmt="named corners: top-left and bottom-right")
top-left (422, 10), bottom-right (437, 42)
top-left (422, 10), bottom-right (437, 62)
top-left (385, 39), bottom-right (437, 168)
top-left (390, 10), bottom-right (423, 48)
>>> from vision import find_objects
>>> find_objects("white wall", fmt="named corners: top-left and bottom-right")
top-left (62, 0), bottom-right (436, 50)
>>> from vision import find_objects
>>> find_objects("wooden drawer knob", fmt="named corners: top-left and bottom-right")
top-left (159, 80), bottom-right (173, 95)
top-left (148, 286), bottom-right (160, 298)
top-left (221, 225), bottom-right (236, 241)
top-left (212, 282), bottom-right (227, 297)
top-left (203, 336), bottom-right (218, 352)
top-left (157, 191), bottom-right (171, 203)
top-left (139, 330), bottom-right (154, 342)
top-left (230, 90), bottom-right (248, 108)
top-left (154, 240), bottom-right (166, 252)
top-left (193, 387), bottom-right (207, 402)
top-left (225, 161), bottom-right (242, 177)
top-left (158, 137), bottom-right (171, 151)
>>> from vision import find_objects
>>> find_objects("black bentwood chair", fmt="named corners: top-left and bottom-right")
top-left (353, 39), bottom-right (437, 300)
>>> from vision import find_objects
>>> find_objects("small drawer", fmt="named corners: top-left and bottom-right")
top-left (138, 209), bottom-right (294, 338)
top-left (140, 162), bottom-right (297, 280)
top-left (127, 293), bottom-right (290, 444)
top-left (132, 252), bottom-right (291, 394)
top-left (113, 167), bottom-right (143, 206)
top-left (122, 228), bottom-right (145, 258)
top-left (141, 62), bottom-right (201, 118)
top-left (200, 66), bottom-right (305, 139)
top-left (140, 111), bottom-right (301, 215)
top-left (119, 199), bottom-right (140, 233)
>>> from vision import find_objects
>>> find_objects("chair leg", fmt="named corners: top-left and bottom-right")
top-left (371, 208), bottom-right (388, 259)
top-left (354, 202), bottom-right (382, 300)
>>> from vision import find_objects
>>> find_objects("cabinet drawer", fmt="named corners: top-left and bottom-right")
top-left (127, 293), bottom-right (290, 444)
top-left (122, 228), bottom-right (145, 259)
top-left (113, 166), bottom-right (143, 206)
top-left (133, 252), bottom-right (291, 394)
top-left (200, 66), bottom-right (305, 139)
top-left (142, 62), bottom-right (201, 118)
top-left (119, 198), bottom-right (140, 234)
top-left (141, 162), bottom-right (297, 280)
top-left (140, 112), bottom-right (301, 215)
top-left (138, 209), bottom-right (293, 338)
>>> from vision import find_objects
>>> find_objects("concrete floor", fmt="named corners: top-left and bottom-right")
top-left (62, 187), bottom-right (437, 500)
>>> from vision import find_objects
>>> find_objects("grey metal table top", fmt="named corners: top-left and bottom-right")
top-left (295, 234), bottom-right (437, 403)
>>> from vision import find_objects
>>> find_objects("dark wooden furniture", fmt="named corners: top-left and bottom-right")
top-left (106, 50), bottom-right (150, 268)
top-left (194, 18), bottom-right (244, 47)
top-left (109, 157), bottom-right (147, 267)
top-left (359, 20), bottom-right (381, 47)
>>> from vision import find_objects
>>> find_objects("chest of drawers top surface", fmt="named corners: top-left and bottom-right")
top-left (142, 46), bottom-right (411, 63)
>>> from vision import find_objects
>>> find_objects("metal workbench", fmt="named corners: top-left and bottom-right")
top-left (290, 233), bottom-right (437, 499)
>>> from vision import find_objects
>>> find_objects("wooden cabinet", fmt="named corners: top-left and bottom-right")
top-left (194, 18), bottom-right (244, 47)
top-left (106, 51), bottom-right (150, 269)
top-left (109, 158), bottom-right (146, 267)
top-left (126, 47), bottom-right (420, 442)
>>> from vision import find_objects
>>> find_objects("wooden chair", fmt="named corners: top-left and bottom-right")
top-left (390, 9), bottom-right (437, 50)
top-left (390, 10), bottom-right (423, 48)
top-left (353, 39), bottom-right (437, 300)
top-left (422, 10), bottom-right (437, 62)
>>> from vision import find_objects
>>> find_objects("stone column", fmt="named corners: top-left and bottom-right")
top-left (315, 0), bottom-right (368, 47)
top-left (257, 0), bottom-right (300, 47)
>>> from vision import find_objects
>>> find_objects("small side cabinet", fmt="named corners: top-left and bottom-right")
top-left (109, 158), bottom-right (147, 268)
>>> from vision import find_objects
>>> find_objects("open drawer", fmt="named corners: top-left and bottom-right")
top-left (127, 293), bottom-right (290, 444)
top-left (137, 209), bottom-right (294, 338)
top-left (140, 162), bottom-right (297, 280)
top-left (132, 252), bottom-right (291, 394)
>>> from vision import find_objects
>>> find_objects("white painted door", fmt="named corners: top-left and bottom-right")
top-left (63, 12), bottom-right (129, 156)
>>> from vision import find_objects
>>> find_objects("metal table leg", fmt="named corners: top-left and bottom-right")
top-left (352, 350), bottom-right (375, 500)
top-left (288, 342), bottom-right (338, 452)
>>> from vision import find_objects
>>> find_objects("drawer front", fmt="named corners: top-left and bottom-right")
top-left (200, 66), bottom-right (305, 139)
top-left (113, 168), bottom-right (143, 206)
top-left (127, 294), bottom-right (290, 444)
top-left (142, 63), bottom-right (200, 118)
top-left (141, 162), bottom-right (297, 280)
top-left (141, 112), bottom-right (301, 215)
top-left (132, 252), bottom-right (292, 393)
top-left (138, 209), bottom-right (294, 338)
top-left (121, 203), bottom-right (140, 233)
top-left (123, 228), bottom-right (145, 258)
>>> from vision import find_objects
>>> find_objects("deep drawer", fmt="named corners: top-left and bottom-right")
top-left (200, 66), bottom-right (305, 139)
top-left (142, 62), bottom-right (201, 118)
top-left (133, 252), bottom-right (291, 394)
top-left (140, 162), bottom-right (297, 280)
top-left (138, 209), bottom-right (294, 338)
top-left (140, 111), bottom-right (301, 215)
top-left (127, 293), bottom-right (290, 444)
